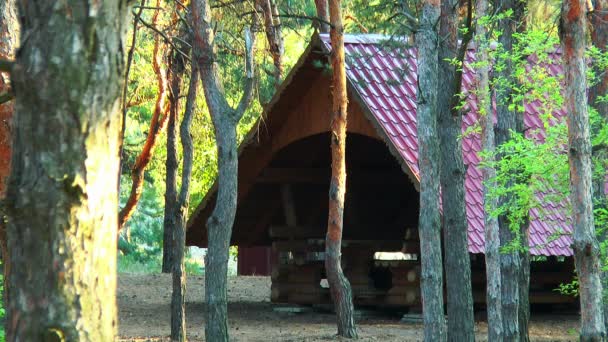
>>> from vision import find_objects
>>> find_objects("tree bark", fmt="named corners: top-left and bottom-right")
top-left (515, 32), bottom-right (531, 340)
top-left (171, 64), bottom-right (199, 342)
top-left (163, 76), bottom-right (180, 275)
top-left (325, 0), bottom-right (358, 338)
top-left (163, 37), bottom-right (188, 274)
top-left (560, 1), bottom-right (606, 340)
top-left (257, 0), bottom-right (284, 87)
top-left (119, 1), bottom-right (170, 233)
top-left (588, 0), bottom-right (608, 331)
top-left (5, 0), bottom-right (129, 340)
top-left (437, 0), bottom-right (474, 340)
top-left (476, 0), bottom-right (503, 339)
top-left (314, 0), bottom-right (330, 33)
top-left (416, 0), bottom-right (446, 340)
top-left (0, 0), bottom-right (18, 308)
top-left (191, 0), bottom-right (256, 340)
top-left (493, 1), bottom-right (521, 339)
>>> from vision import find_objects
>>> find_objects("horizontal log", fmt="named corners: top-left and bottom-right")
top-left (257, 167), bottom-right (409, 185)
top-left (471, 271), bottom-right (575, 286)
top-left (269, 225), bottom-right (417, 241)
top-left (472, 289), bottom-right (577, 304)
top-left (272, 239), bottom-right (418, 254)
top-left (281, 292), bottom-right (421, 307)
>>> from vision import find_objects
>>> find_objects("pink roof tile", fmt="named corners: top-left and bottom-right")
top-left (319, 33), bottom-right (605, 257)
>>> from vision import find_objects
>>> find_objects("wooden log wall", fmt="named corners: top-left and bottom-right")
top-left (271, 247), bottom-right (578, 309)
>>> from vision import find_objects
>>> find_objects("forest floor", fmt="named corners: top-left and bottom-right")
top-left (118, 273), bottom-right (579, 341)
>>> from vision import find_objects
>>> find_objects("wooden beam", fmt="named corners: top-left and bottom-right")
top-left (257, 167), bottom-right (409, 184)
top-left (270, 225), bottom-right (418, 241)
top-left (272, 239), bottom-right (410, 253)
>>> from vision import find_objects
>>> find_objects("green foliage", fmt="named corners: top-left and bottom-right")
top-left (555, 276), bottom-right (579, 297)
top-left (478, 27), bottom-right (569, 253)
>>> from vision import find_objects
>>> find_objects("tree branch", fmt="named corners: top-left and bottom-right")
top-left (274, 12), bottom-right (334, 29)
top-left (136, 16), bottom-right (192, 61)
top-left (119, 0), bottom-right (171, 231)
top-left (235, 25), bottom-right (257, 119)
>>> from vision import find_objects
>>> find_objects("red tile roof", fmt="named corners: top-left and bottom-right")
top-left (319, 34), bottom-right (589, 256)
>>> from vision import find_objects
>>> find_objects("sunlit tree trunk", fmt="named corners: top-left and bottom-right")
top-left (191, 0), bottom-right (256, 340)
top-left (493, 1), bottom-right (521, 339)
top-left (588, 0), bottom-right (608, 331)
top-left (324, 0), bottom-right (357, 338)
top-left (560, 0), bottom-right (606, 340)
top-left (416, 0), bottom-right (446, 340)
top-left (476, 0), bottom-right (502, 339)
top-left (437, 0), bottom-right (474, 340)
top-left (314, 0), bottom-right (330, 33)
top-left (4, 0), bottom-right (129, 339)
top-left (0, 0), bottom-right (18, 307)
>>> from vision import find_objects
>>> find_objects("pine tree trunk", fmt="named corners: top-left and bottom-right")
top-left (560, 1), bottom-right (606, 340)
top-left (325, 0), bottom-right (357, 338)
top-left (416, 1), bottom-right (446, 340)
top-left (518, 221), bottom-right (530, 342)
top-left (204, 121), bottom-right (237, 342)
top-left (191, 0), bottom-right (257, 340)
top-left (314, 0), bottom-right (330, 33)
top-left (494, 2), bottom-right (521, 339)
top-left (0, 0), bottom-right (18, 308)
top-left (475, 0), bottom-right (503, 339)
top-left (257, 0), bottom-right (283, 87)
top-left (171, 65), bottom-right (199, 342)
top-left (437, 1), bottom-right (474, 340)
top-left (5, 1), bottom-right (128, 340)
top-left (588, 0), bottom-right (608, 331)
top-left (515, 62), bottom-right (531, 342)
top-left (163, 68), bottom-right (181, 274)
top-left (163, 39), bottom-right (188, 274)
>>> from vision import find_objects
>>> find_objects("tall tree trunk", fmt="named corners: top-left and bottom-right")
top-left (119, 1), bottom-right (170, 233)
top-left (0, 0), bottom-right (18, 308)
top-left (494, 1), bottom-right (521, 339)
top-left (191, 1), bottom-right (256, 340)
top-left (476, 0), bottom-right (503, 339)
top-left (512, 5), bottom-right (531, 341)
top-left (416, 0), bottom-right (446, 340)
top-left (518, 217), bottom-right (530, 342)
top-left (314, 0), bottom-right (330, 33)
top-left (560, 1), bottom-right (606, 340)
top-left (163, 69), bottom-right (180, 275)
top-left (325, 0), bottom-right (357, 338)
top-left (5, 0), bottom-right (128, 340)
top-left (437, 0), bottom-right (474, 340)
top-left (588, 0), bottom-right (608, 331)
top-left (163, 37), bottom-right (188, 273)
top-left (257, 0), bottom-right (284, 87)
top-left (171, 65), bottom-right (199, 342)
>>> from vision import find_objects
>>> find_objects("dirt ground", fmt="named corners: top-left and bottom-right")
top-left (118, 273), bottom-right (579, 341)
